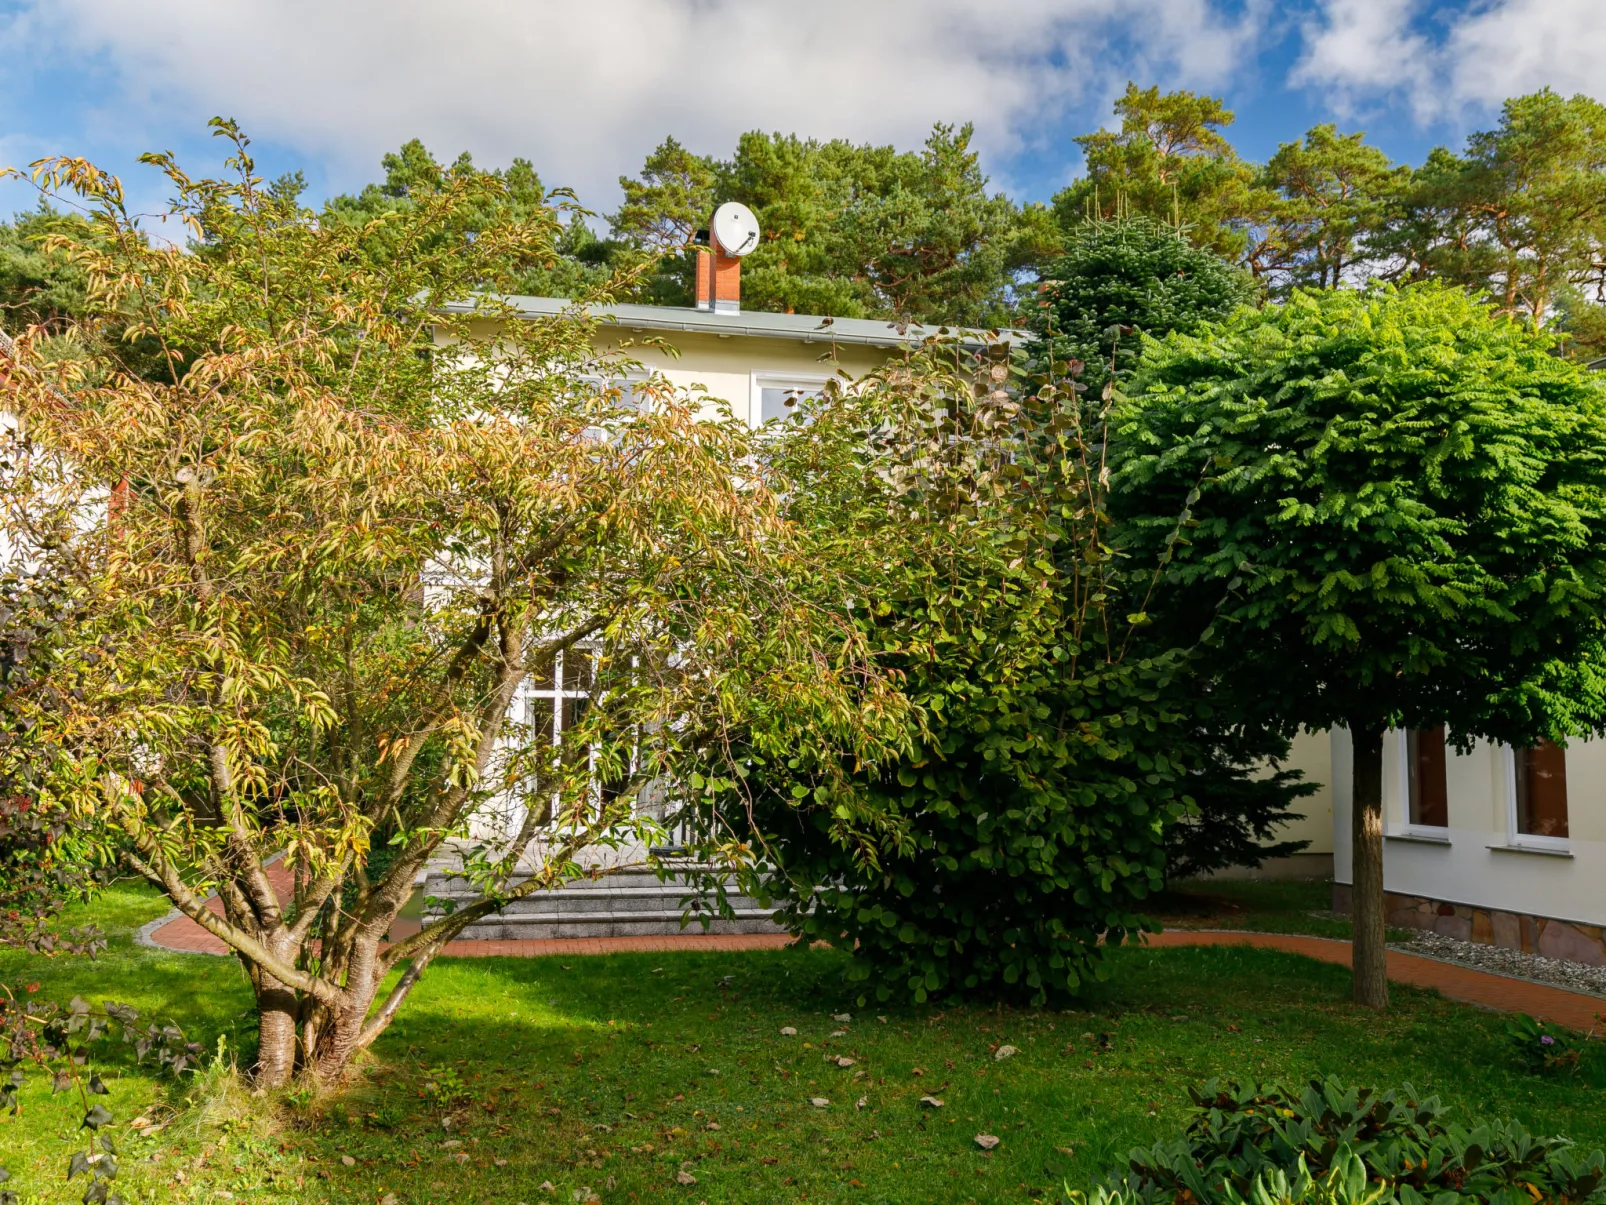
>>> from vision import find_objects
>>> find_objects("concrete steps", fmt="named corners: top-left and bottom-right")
top-left (422, 867), bottom-right (787, 941)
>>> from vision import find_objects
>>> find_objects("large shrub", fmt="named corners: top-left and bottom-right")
top-left (724, 342), bottom-right (1201, 1005)
top-left (1034, 217), bottom-right (1310, 884)
top-left (1072, 1077), bottom-right (1606, 1205)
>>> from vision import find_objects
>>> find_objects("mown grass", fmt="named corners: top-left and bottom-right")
top-left (1151, 878), bottom-right (1419, 943)
top-left (1, 881), bottom-right (1601, 1205)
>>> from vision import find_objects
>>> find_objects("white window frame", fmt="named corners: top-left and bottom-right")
top-left (1391, 727), bottom-right (1450, 838)
top-left (1501, 743), bottom-right (1571, 852)
top-left (579, 371), bottom-right (650, 443)
top-left (511, 644), bottom-right (601, 828)
top-left (749, 371), bottom-right (832, 428)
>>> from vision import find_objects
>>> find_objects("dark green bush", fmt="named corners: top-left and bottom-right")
top-left (749, 631), bottom-right (1197, 1005)
top-left (728, 339), bottom-right (1202, 1006)
top-left (1070, 1077), bottom-right (1606, 1205)
top-left (1505, 1013), bottom-right (1585, 1078)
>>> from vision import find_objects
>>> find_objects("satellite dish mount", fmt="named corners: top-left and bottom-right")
top-left (696, 202), bottom-right (760, 314)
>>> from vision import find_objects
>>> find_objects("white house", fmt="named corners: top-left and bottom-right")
top-left (1322, 729), bottom-right (1605, 965)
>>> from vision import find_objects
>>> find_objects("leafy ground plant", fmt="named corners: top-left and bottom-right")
top-left (1505, 1013), bottom-right (1589, 1078)
top-left (1071, 1076), bottom-right (1606, 1205)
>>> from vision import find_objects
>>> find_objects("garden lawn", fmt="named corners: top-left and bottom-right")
top-left (1, 882), bottom-right (1602, 1205)
top-left (1149, 878), bottom-right (1415, 942)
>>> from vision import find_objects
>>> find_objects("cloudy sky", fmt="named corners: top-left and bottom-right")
top-left (1, 0), bottom-right (1602, 223)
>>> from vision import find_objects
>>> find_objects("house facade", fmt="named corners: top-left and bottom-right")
top-left (1321, 729), bottom-right (1606, 965)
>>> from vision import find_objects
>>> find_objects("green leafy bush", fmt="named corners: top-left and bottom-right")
top-left (1505, 1014), bottom-right (1586, 1078)
top-left (1069, 1077), bottom-right (1606, 1205)
top-left (729, 341), bottom-right (1202, 1006)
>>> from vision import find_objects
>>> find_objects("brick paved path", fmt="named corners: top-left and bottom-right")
top-left (143, 898), bottom-right (1602, 1031)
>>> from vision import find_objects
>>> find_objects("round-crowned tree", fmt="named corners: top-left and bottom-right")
top-left (1111, 282), bottom-right (1606, 1008)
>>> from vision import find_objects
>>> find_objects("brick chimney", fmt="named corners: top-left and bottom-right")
top-left (693, 239), bottom-right (741, 315)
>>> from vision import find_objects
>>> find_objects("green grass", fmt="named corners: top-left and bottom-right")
top-left (1151, 878), bottom-right (1416, 942)
top-left (2, 881), bottom-right (1602, 1205)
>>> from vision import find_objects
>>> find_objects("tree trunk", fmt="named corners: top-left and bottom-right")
top-left (1350, 724), bottom-right (1389, 1010)
top-left (309, 933), bottom-right (385, 1085)
top-left (255, 974), bottom-right (301, 1088)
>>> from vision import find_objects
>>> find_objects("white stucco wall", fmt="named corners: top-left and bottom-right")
top-left (1329, 726), bottom-right (1606, 928)
top-left (590, 328), bottom-right (894, 426)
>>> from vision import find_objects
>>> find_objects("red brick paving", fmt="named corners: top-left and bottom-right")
top-left (145, 899), bottom-right (1603, 1032)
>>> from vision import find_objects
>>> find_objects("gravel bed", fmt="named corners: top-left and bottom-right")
top-left (1397, 930), bottom-right (1606, 1000)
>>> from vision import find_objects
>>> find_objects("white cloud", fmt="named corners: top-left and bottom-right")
top-left (9, 0), bottom-right (1266, 211)
top-left (1292, 0), bottom-right (1606, 123)
top-left (1442, 0), bottom-right (1606, 110)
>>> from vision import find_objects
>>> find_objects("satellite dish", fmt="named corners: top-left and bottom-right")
top-left (711, 201), bottom-right (760, 257)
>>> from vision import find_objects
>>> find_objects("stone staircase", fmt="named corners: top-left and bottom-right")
top-left (422, 866), bottom-right (787, 941)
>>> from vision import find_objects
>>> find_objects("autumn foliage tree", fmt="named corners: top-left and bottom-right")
top-left (0, 126), bottom-right (907, 1085)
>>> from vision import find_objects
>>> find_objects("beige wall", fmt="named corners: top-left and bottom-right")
top-left (593, 328), bottom-right (895, 425)
top-left (1278, 729), bottom-right (1334, 855)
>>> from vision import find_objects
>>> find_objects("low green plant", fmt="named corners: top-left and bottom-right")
top-left (1505, 1013), bottom-right (1587, 1078)
top-left (1070, 1076), bottom-right (1606, 1205)
top-left (419, 1063), bottom-right (469, 1103)
top-left (0, 983), bottom-right (201, 1204)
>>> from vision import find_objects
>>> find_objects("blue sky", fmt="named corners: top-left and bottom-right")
top-left (1, 0), bottom-right (1601, 228)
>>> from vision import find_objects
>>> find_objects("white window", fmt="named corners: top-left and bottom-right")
top-left (579, 374), bottom-right (647, 443)
top-left (1392, 726), bottom-right (1449, 833)
top-left (750, 372), bottom-right (830, 426)
top-left (513, 644), bottom-right (639, 828)
top-left (1502, 740), bottom-right (1570, 850)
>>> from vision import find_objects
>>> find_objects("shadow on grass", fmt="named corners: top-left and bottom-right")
top-left (4, 882), bottom-right (1602, 1205)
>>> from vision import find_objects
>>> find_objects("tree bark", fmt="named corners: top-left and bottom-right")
top-left (1350, 724), bottom-right (1390, 1010)
top-left (255, 974), bottom-right (301, 1088)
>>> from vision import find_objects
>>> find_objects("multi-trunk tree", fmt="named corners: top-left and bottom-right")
top-left (1, 126), bottom-right (908, 1084)
top-left (1111, 283), bottom-right (1606, 1008)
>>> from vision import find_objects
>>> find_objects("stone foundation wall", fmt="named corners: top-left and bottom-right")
top-left (1331, 883), bottom-right (1606, 967)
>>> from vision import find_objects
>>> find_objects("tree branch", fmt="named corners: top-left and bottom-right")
top-left (123, 839), bottom-right (341, 1006)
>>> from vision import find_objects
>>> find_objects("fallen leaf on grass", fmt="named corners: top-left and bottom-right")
top-left (835, 1057), bottom-right (856, 1068)
top-left (993, 1045), bottom-right (1019, 1061)
top-left (340, 1154), bottom-right (356, 1167)
top-left (975, 1134), bottom-right (1001, 1150)
top-left (676, 1168), bottom-right (699, 1185)
top-left (919, 1095), bottom-right (945, 1108)
top-left (811, 1097), bottom-right (831, 1108)
top-left (779, 1027), bottom-right (797, 1036)
top-left (832, 1013), bottom-right (852, 1022)
top-left (856, 1096), bottom-right (868, 1110)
